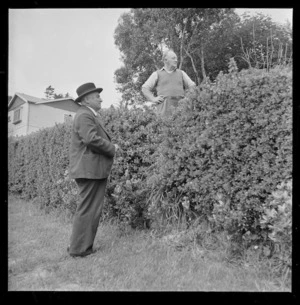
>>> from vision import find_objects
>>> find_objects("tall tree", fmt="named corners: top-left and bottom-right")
top-left (114, 9), bottom-right (292, 105)
top-left (114, 8), bottom-right (236, 105)
top-left (233, 12), bottom-right (292, 70)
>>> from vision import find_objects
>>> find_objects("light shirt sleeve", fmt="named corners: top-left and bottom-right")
top-left (142, 71), bottom-right (159, 91)
top-left (182, 70), bottom-right (196, 89)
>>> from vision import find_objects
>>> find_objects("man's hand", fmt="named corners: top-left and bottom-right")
top-left (153, 95), bottom-right (165, 105)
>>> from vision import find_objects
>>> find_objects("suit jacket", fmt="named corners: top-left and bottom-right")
top-left (69, 105), bottom-right (115, 179)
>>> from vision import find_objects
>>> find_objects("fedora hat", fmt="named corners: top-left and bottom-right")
top-left (75, 82), bottom-right (103, 104)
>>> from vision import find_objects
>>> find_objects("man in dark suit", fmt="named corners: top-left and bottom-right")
top-left (68, 82), bottom-right (119, 257)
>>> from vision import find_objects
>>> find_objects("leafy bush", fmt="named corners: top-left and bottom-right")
top-left (100, 106), bottom-right (161, 228)
top-left (8, 136), bottom-right (26, 195)
top-left (8, 64), bottom-right (292, 247)
top-left (8, 123), bottom-right (78, 214)
top-left (144, 64), bottom-right (292, 240)
top-left (259, 180), bottom-right (292, 274)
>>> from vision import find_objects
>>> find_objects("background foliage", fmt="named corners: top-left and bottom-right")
top-left (114, 9), bottom-right (292, 105)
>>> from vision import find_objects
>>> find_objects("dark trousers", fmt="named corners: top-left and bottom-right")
top-left (69, 178), bottom-right (108, 255)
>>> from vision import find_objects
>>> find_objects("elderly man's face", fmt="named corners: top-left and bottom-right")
top-left (85, 92), bottom-right (103, 112)
top-left (165, 52), bottom-right (178, 70)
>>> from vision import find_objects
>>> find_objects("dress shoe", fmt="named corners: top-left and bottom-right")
top-left (67, 246), bottom-right (96, 257)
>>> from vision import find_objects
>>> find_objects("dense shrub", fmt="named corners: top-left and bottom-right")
top-left (100, 105), bottom-right (161, 228)
top-left (8, 123), bottom-right (78, 213)
top-left (8, 107), bottom-right (160, 221)
top-left (8, 64), bottom-right (292, 268)
top-left (8, 136), bottom-right (27, 195)
top-left (144, 65), bottom-right (292, 237)
top-left (259, 180), bottom-right (292, 275)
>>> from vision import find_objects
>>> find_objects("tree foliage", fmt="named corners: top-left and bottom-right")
top-left (44, 85), bottom-right (70, 99)
top-left (114, 8), bottom-right (236, 104)
top-left (44, 85), bottom-right (55, 99)
top-left (114, 9), bottom-right (292, 105)
top-left (234, 12), bottom-right (292, 70)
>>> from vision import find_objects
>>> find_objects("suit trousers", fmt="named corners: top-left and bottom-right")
top-left (69, 178), bottom-right (108, 256)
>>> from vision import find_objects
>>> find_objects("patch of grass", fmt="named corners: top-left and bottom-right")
top-left (8, 195), bottom-right (290, 291)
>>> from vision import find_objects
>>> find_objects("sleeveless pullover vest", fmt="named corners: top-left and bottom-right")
top-left (155, 69), bottom-right (185, 117)
top-left (156, 69), bottom-right (184, 97)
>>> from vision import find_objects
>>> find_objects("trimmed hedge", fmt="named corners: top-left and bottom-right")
top-left (148, 65), bottom-right (292, 236)
top-left (8, 122), bottom-right (78, 214)
top-left (100, 105), bottom-right (161, 227)
top-left (8, 64), bottom-right (292, 269)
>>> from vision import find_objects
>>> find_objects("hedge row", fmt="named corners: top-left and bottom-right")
top-left (150, 64), bottom-right (292, 235)
top-left (8, 122), bottom-right (78, 214)
top-left (141, 64), bottom-right (292, 273)
top-left (8, 64), bottom-right (292, 271)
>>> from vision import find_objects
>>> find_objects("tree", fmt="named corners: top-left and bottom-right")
top-left (44, 85), bottom-right (55, 99)
top-left (233, 12), bottom-right (293, 70)
top-left (44, 86), bottom-right (70, 100)
top-left (114, 9), bottom-right (293, 105)
top-left (114, 10), bottom-right (164, 105)
top-left (169, 8), bottom-right (236, 83)
top-left (199, 12), bottom-right (242, 79)
top-left (114, 8), bottom-right (237, 105)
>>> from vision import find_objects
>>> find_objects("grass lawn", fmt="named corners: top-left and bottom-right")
top-left (7, 195), bottom-right (290, 291)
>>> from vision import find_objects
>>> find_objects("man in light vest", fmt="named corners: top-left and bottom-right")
top-left (142, 49), bottom-right (196, 117)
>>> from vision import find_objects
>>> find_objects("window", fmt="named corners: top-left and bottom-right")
top-left (13, 108), bottom-right (21, 124)
top-left (64, 114), bottom-right (73, 124)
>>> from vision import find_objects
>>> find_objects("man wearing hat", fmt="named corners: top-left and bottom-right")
top-left (68, 82), bottom-right (120, 257)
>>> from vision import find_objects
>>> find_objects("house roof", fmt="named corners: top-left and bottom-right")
top-left (35, 97), bottom-right (75, 104)
top-left (8, 93), bottom-right (75, 110)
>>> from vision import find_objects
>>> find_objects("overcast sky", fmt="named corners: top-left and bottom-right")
top-left (8, 8), bottom-right (293, 108)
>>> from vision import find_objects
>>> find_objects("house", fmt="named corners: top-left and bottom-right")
top-left (8, 93), bottom-right (80, 137)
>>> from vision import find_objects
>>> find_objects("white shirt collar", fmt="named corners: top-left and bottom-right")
top-left (161, 66), bottom-right (177, 73)
top-left (86, 106), bottom-right (98, 117)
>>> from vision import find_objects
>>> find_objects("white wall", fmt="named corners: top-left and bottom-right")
top-left (27, 103), bottom-right (77, 134)
top-left (8, 99), bottom-right (80, 137)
